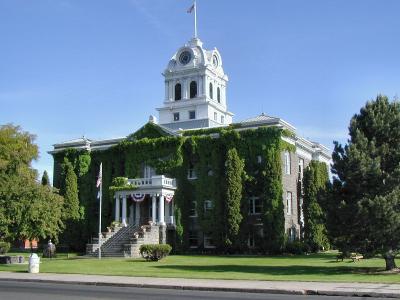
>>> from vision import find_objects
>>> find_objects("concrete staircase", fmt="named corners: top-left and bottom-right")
top-left (86, 224), bottom-right (161, 258)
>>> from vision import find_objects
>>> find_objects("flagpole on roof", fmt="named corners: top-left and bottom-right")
top-left (194, 0), bottom-right (197, 38)
top-left (187, 1), bottom-right (197, 38)
top-left (97, 162), bottom-right (103, 259)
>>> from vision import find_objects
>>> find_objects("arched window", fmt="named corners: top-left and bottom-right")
top-left (190, 81), bottom-right (197, 99)
top-left (217, 87), bottom-right (221, 103)
top-left (175, 83), bottom-right (182, 101)
top-left (209, 83), bottom-right (213, 99)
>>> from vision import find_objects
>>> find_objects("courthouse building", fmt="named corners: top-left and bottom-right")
top-left (51, 36), bottom-right (331, 257)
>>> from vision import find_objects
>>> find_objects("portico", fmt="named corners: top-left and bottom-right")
top-left (113, 175), bottom-right (176, 227)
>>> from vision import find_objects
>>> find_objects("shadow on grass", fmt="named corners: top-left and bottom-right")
top-left (153, 264), bottom-right (383, 277)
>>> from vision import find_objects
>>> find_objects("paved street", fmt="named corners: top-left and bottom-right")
top-left (0, 281), bottom-right (386, 300)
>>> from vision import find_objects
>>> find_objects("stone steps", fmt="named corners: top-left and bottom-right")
top-left (87, 224), bottom-right (162, 258)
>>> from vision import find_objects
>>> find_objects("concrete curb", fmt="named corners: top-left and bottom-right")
top-left (0, 276), bottom-right (399, 298)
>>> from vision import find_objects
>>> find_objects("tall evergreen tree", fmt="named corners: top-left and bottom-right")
top-left (329, 95), bottom-right (400, 270)
top-left (302, 161), bottom-right (330, 252)
top-left (262, 146), bottom-right (285, 253)
top-left (223, 148), bottom-right (244, 249)
top-left (61, 158), bottom-right (80, 221)
top-left (41, 170), bottom-right (50, 186)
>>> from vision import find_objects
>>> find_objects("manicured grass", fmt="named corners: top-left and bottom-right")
top-left (0, 252), bottom-right (398, 283)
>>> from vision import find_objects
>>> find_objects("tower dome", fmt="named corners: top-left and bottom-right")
top-left (157, 38), bottom-right (233, 131)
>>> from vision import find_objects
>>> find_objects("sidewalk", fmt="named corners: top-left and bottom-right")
top-left (0, 271), bottom-right (399, 298)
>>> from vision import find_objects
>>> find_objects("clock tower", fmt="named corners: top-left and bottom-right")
top-left (157, 37), bottom-right (233, 130)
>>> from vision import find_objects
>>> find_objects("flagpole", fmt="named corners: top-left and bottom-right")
top-left (98, 163), bottom-right (102, 260)
top-left (194, 0), bottom-right (197, 38)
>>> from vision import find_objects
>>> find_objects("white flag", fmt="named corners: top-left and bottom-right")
top-left (96, 163), bottom-right (102, 188)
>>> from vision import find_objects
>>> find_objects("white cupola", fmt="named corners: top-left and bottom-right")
top-left (156, 37), bottom-right (233, 130)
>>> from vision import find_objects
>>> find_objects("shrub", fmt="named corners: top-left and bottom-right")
top-left (140, 244), bottom-right (172, 261)
top-left (285, 240), bottom-right (308, 255)
top-left (0, 242), bottom-right (11, 254)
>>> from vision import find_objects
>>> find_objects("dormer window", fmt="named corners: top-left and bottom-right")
top-left (190, 81), bottom-right (197, 99)
top-left (175, 83), bottom-right (182, 100)
top-left (209, 83), bottom-right (213, 99)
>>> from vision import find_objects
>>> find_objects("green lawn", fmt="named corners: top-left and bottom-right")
top-left (0, 252), bottom-right (399, 283)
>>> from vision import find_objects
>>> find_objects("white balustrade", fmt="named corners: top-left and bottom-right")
top-left (127, 175), bottom-right (176, 189)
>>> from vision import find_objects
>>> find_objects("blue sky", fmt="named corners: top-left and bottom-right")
top-left (1, 0), bottom-right (399, 182)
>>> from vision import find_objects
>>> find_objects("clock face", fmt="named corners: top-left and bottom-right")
top-left (179, 51), bottom-right (192, 65)
top-left (212, 55), bottom-right (219, 68)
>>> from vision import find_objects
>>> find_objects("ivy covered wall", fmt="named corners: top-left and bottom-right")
top-left (52, 123), bottom-right (295, 253)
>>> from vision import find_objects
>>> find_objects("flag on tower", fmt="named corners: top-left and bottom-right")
top-left (187, 2), bottom-right (195, 13)
top-left (96, 163), bottom-right (102, 188)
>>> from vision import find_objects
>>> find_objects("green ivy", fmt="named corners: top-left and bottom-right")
top-left (52, 125), bottom-right (295, 253)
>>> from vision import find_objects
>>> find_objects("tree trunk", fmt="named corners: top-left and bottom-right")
top-left (383, 250), bottom-right (397, 271)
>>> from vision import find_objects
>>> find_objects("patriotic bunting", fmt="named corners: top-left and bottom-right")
top-left (165, 194), bottom-right (174, 203)
top-left (132, 193), bottom-right (145, 202)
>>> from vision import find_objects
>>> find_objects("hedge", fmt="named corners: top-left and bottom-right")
top-left (139, 244), bottom-right (172, 261)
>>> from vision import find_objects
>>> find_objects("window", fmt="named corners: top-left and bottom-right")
top-left (288, 227), bottom-right (297, 242)
top-left (174, 83), bottom-right (182, 100)
top-left (204, 234), bottom-right (215, 248)
top-left (189, 201), bottom-right (197, 217)
top-left (248, 197), bottom-right (262, 214)
top-left (173, 112), bottom-right (180, 121)
top-left (284, 151), bottom-right (291, 175)
top-left (189, 231), bottom-right (198, 248)
top-left (217, 87), bottom-right (221, 103)
top-left (204, 200), bottom-right (213, 212)
top-left (189, 110), bottom-right (196, 120)
top-left (214, 112), bottom-right (217, 121)
top-left (286, 192), bottom-right (293, 215)
top-left (190, 81), bottom-right (197, 98)
top-left (209, 82), bottom-right (213, 99)
top-left (298, 158), bottom-right (304, 179)
top-left (188, 163), bottom-right (197, 179)
top-left (221, 115), bottom-right (224, 124)
top-left (257, 155), bottom-right (262, 164)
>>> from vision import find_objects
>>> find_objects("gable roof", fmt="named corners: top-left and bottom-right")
top-left (126, 121), bottom-right (180, 141)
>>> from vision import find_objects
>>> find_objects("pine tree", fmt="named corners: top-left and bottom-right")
top-left (302, 161), bottom-right (330, 252)
top-left (223, 148), bottom-right (244, 249)
top-left (41, 170), bottom-right (50, 186)
top-left (329, 95), bottom-right (400, 270)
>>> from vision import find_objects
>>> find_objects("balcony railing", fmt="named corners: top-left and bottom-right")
top-left (127, 175), bottom-right (176, 189)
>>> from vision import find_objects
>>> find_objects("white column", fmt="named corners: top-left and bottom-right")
top-left (171, 199), bottom-right (175, 225)
top-left (122, 195), bottom-right (127, 226)
top-left (115, 196), bottom-right (120, 222)
top-left (159, 194), bottom-right (165, 225)
top-left (152, 195), bottom-right (157, 223)
top-left (165, 80), bottom-right (168, 101)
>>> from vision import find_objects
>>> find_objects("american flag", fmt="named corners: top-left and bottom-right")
top-left (96, 163), bottom-right (102, 188)
top-left (187, 3), bottom-right (195, 13)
